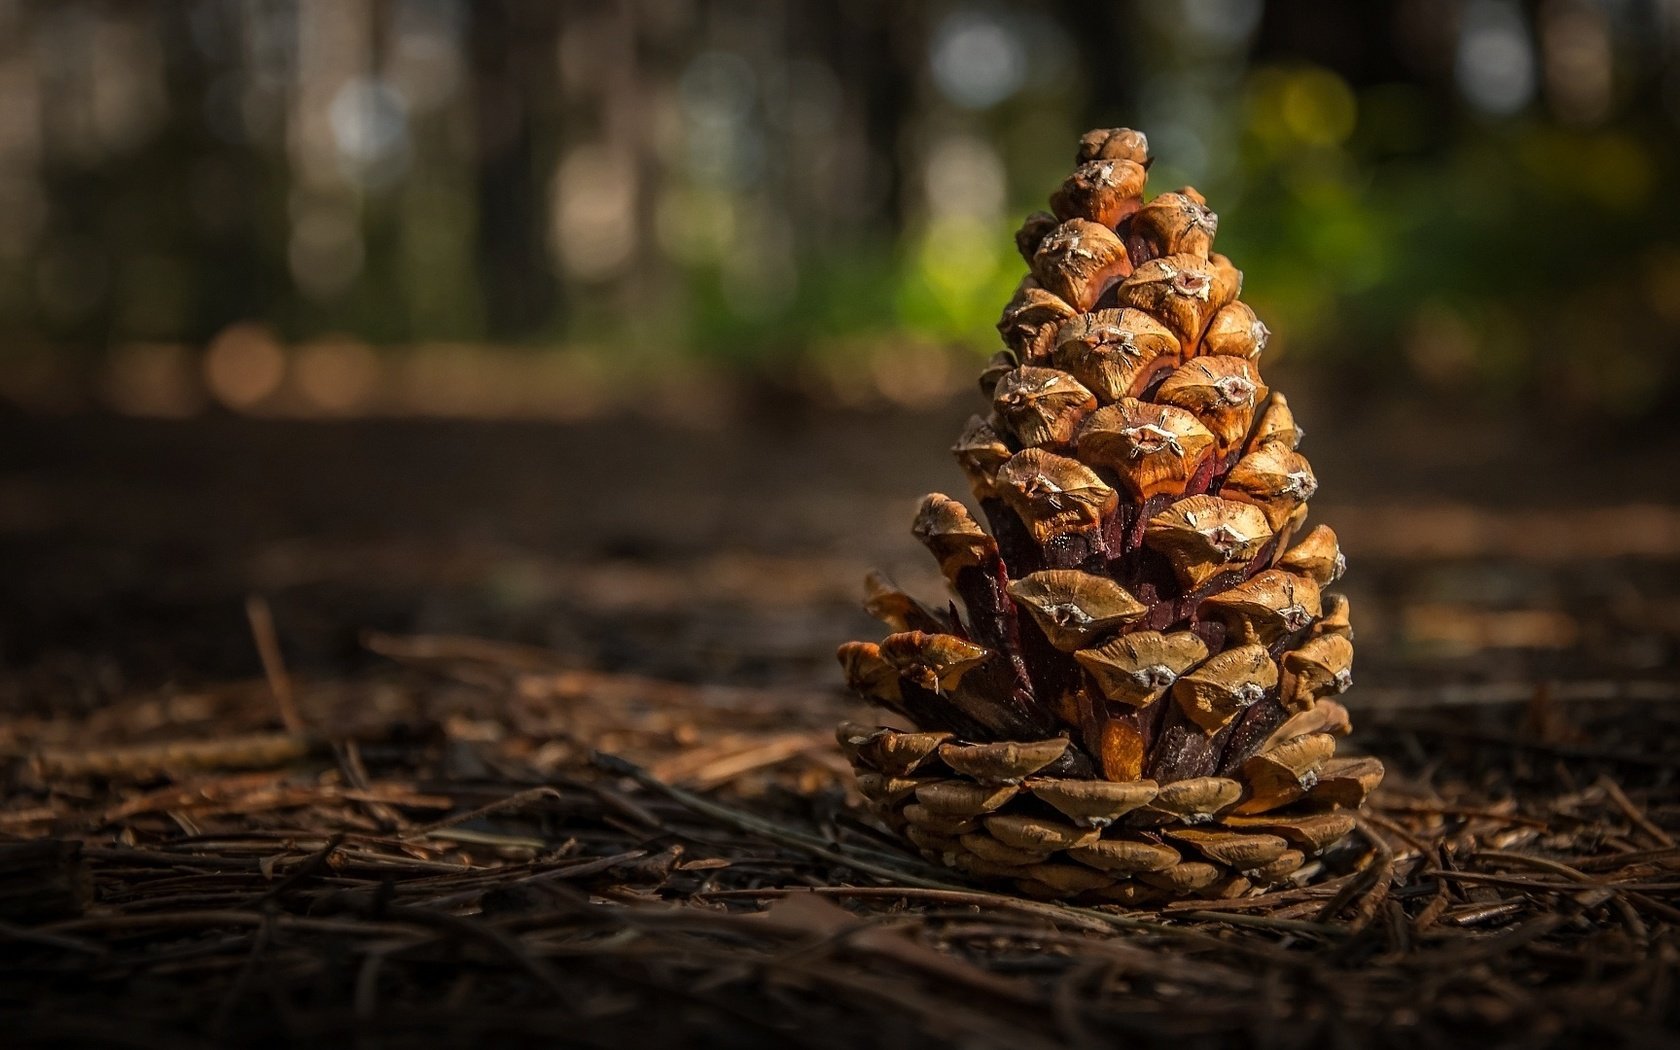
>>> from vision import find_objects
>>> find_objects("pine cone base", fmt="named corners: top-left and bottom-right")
top-left (840, 723), bottom-right (1379, 902)
top-left (838, 128), bottom-right (1383, 902)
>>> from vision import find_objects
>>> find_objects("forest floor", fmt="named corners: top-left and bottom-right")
top-left (2, 389), bottom-right (1678, 1048)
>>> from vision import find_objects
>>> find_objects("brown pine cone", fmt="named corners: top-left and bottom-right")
top-left (837, 128), bottom-right (1380, 904)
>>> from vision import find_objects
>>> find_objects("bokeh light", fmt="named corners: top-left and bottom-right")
top-left (1457, 0), bottom-right (1538, 116)
top-left (204, 322), bottom-right (287, 409)
top-left (293, 335), bottom-right (382, 414)
top-left (930, 6), bottom-right (1027, 110)
top-left (0, 0), bottom-right (1674, 418)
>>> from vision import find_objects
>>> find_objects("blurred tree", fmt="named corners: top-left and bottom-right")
top-left (471, 1), bottom-right (561, 338)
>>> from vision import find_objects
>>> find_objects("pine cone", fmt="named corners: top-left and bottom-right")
top-left (837, 129), bottom-right (1381, 904)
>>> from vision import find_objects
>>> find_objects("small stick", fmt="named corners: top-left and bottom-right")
top-left (1471, 849), bottom-right (1600, 884)
top-left (1595, 776), bottom-right (1676, 850)
top-left (1314, 819), bottom-right (1393, 928)
top-left (0, 918), bottom-right (105, 955)
top-left (1164, 909), bottom-right (1347, 937)
top-left (35, 733), bottom-right (315, 778)
top-left (335, 739), bottom-right (404, 830)
top-left (398, 786), bottom-right (566, 841)
top-left (246, 595), bottom-right (303, 734)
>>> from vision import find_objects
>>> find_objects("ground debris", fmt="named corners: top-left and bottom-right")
top-left (1, 634), bottom-right (1676, 1048)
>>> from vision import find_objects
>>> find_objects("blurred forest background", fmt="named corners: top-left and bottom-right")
top-left (2, 0), bottom-right (1678, 420)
